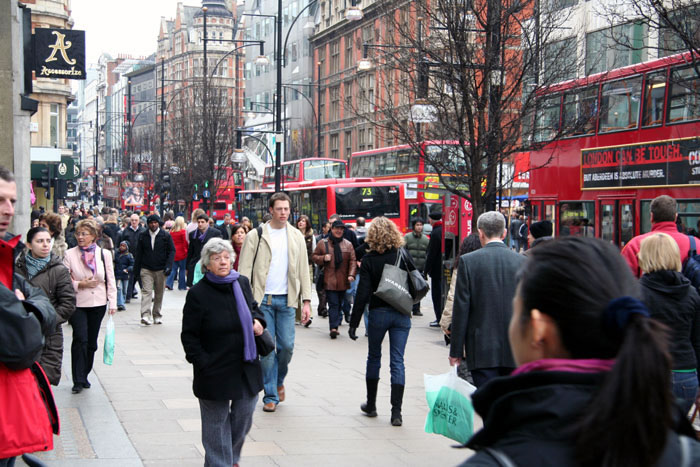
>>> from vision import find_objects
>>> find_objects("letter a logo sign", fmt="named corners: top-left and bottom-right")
top-left (46, 31), bottom-right (77, 65)
top-left (33, 28), bottom-right (86, 80)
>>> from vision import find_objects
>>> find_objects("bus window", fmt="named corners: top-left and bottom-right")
top-left (534, 96), bottom-right (561, 142)
top-left (678, 200), bottom-right (700, 236)
top-left (303, 160), bottom-right (346, 180)
top-left (642, 72), bottom-right (666, 127)
top-left (667, 66), bottom-right (700, 123)
top-left (385, 151), bottom-right (398, 174)
top-left (600, 203), bottom-right (616, 243)
top-left (559, 201), bottom-right (595, 237)
top-left (562, 86), bottom-right (598, 136)
top-left (334, 185), bottom-right (401, 220)
top-left (620, 202), bottom-right (635, 247)
top-left (599, 76), bottom-right (642, 133)
top-left (640, 200), bottom-right (652, 234)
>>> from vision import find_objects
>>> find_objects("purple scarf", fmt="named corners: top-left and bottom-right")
top-left (80, 243), bottom-right (97, 275)
top-left (205, 270), bottom-right (257, 362)
top-left (197, 227), bottom-right (208, 243)
top-left (512, 358), bottom-right (616, 376)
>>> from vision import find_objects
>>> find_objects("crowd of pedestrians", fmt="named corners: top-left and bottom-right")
top-left (3, 164), bottom-right (700, 467)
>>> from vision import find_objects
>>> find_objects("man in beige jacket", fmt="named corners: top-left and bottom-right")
top-left (238, 192), bottom-right (311, 412)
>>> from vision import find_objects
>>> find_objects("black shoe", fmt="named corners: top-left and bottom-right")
top-left (390, 384), bottom-right (404, 426)
top-left (413, 311), bottom-right (423, 316)
top-left (429, 320), bottom-right (440, 328)
top-left (117, 305), bottom-right (126, 311)
top-left (330, 329), bottom-right (339, 339)
top-left (362, 378), bottom-right (379, 417)
top-left (304, 318), bottom-right (312, 328)
top-left (82, 381), bottom-right (91, 389)
top-left (72, 384), bottom-right (83, 394)
top-left (125, 299), bottom-right (130, 304)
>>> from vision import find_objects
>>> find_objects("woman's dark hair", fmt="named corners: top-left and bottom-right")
top-left (455, 233), bottom-right (481, 269)
top-left (517, 237), bottom-right (672, 467)
top-left (39, 212), bottom-right (62, 238)
top-left (27, 227), bottom-right (50, 244)
top-left (296, 215), bottom-right (312, 235)
top-left (230, 224), bottom-right (246, 244)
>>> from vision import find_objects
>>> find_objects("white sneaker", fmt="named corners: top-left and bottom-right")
top-left (141, 316), bottom-right (153, 326)
top-left (154, 317), bottom-right (162, 325)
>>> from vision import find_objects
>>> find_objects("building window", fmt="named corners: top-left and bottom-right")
top-left (358, 127), bottom-right (366, 151)
top-left (330, 133), bottom-right (339, 157)
top-left (330, 40), bottom-right (340, 74)
top-left (344, 33), bottom-right (354, 69)
top-left (319, 87), bottom-right (326, 123)
top-left (344, 81), bottom-right (353, 116)
top-left (585, 22), bottom-right (647, 75)
top-left (543, 37), bottom-right (577, 83)
top-left (50, 103), bottom-right (59, 147)
top-left (330, 86), bottom-right (340, 121)
top-left (291, 42), bottom-right (298, 62)
top-left (318, 45), bottom-right (326, 78)
top-left (345, 130), bottom-right (352, 157)
top-left (659, 4), bottom-right (700, 57)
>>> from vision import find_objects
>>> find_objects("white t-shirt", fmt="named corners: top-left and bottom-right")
top-left (264, 225), bottom-right (289, 294)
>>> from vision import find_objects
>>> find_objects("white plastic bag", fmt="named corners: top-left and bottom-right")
top-left (424, 365), bottom-right (476, 444)
top-left (103, 315), bottom-right (115, 365)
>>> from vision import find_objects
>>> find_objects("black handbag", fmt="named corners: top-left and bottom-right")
top-left (255, 329), bottom-right (275, 357)
top-left (374, 248), bottom-right (414, 316)
top-left (401, 249), bottom-right (430, 303)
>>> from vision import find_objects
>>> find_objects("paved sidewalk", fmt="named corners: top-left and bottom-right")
top-left (28, 289), bottom-right (475, 466)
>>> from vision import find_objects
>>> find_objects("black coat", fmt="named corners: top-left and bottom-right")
top-left (450, 242), bottom-right (525, 369)
top-left (181, 275), bottom-right (265, 401)
top-left (102, 222), bottom-right (120, 249)
top-left (15, 252), bottom-right (75, 385)
top-left (186, 227), bottom-right (222, 286)
top-left (423, 223), bottom-right (443, 277)
top-left (134, 228), bottom-right (175, 275)
top-left (119, 226), bottom-right (144, 255)
top-left (114, 250), bottom-right (135, 281)
top-left (463, 371), bottom-right (700, 466)
top-left (350, 247), bottom-right (410, 328)
top-left (641, 270), bottom-right (700, 370)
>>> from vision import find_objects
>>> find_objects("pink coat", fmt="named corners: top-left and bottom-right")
top-left (63, 246), bottom-right (117, 309)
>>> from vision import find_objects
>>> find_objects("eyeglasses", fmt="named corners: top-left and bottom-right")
top-left (75, 232), bottom-right (92, 237)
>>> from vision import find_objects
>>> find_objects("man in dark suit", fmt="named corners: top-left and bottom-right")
top-left (219, 213), bottom-right (234, 240)
top-left (423, 211), bottom-right (444, 327)
top-left (449, 211), bottom-right (525, 388)
top-left (186, 214), bottom-right (222, 287)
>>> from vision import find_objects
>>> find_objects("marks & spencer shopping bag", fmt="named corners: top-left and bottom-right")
top-left (424, 366), bottom-right (476, 444)
top-left (103, 315), bottom-right (115, 365)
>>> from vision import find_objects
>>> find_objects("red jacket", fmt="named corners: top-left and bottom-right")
top-left (0, 363), bottom-right (55, 458)
top-left (171, 229), bottom-right (188, 262)
top-left (621, 221), bottom-right (699, 278)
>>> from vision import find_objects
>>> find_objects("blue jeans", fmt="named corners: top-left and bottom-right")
top-left (342, 279), bottom-right (358, 319)
top-left (672, 371), bottom-right (698, 415)
top-left (166, 259), bottom-right (187, 290)
top-left (366, 307), bottom-right (411, 385)
top-left (259, 294), bottom-right (296, 404)
top-left (116, 279), bottom-right (129, 307)
top-left (326, 290), bottom-right (346, 330)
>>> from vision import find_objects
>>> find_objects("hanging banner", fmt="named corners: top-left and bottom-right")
top-left (33, 28), bottom-right (86, 80)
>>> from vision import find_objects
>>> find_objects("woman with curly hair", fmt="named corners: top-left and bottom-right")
top-left (348, 217), bottom-right (413, 427)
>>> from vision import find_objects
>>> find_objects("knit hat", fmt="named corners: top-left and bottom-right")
top-left (529, 220), bottom-right (553, 239)
top-left (429, 211), bottom-right (442, 221)
top-left (147, 214), bottom-right (162, 225)
top-left (119, 240), bottom-right (129, 248)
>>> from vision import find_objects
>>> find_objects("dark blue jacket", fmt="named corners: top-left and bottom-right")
top-left (114, 250), bottom-right (135, 281)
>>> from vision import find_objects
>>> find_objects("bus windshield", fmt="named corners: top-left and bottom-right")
top-left (334, 185), bottom-right (401, 220)
top-left (303, 160), bottom-right (346, 180)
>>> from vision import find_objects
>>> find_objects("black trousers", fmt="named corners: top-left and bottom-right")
top-left (70, 305), bottom-right (107, 385)
top-left (126, 269), bottom-right (140, 298)
top-left (471, 367), bottom-right (513, 388)
top-left (430, 274), bottom-right (443, 321)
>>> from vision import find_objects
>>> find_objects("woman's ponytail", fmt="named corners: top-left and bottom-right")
top-left (576, 314), bottom-right (672, 467)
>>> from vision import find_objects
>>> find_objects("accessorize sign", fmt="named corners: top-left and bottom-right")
top-left (581, 137), bottom-right (700, 189)
top-left (33, 28), bottom-right (86, 80)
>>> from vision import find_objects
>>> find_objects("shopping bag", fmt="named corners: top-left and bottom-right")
top-left (374, 249), bottom-right (413, 316)
top-left (424, 366), bottom-right (476, 444)
top-left (103, 315), bottom-right (115, 365)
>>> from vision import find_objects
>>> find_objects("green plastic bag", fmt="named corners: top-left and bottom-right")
top-left (424, 366), bottom-right (476, 444)
top-left (103, 315), bottom-right (115, 365)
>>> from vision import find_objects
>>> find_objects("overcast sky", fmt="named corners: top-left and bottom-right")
top-left (70, 0), bottom-right (191, 65)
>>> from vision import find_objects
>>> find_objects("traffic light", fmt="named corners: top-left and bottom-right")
top-left (40, 166), bottom-right (51, 199)
top-left (204, 180), bottom-right (209, 189)
top-left (55, 179), bottom-right (67, 199)
top-left (162, 174), bottom-right (171, 192)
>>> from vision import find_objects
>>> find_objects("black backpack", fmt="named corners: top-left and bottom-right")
top-left (682, 235), bottom-right (700, 292)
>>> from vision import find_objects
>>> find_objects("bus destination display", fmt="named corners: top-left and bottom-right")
top-left (581, 138), bottom-right (700, 189)
top-left (335, 186), bottom-right (400, 219)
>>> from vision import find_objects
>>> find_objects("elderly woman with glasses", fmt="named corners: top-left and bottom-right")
top-left (181, 238), bottom-right (266, 467)
top-left (63, 219), bottom-right (117, 394)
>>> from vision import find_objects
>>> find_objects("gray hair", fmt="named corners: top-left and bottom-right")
top-left (477, 211), bottom-right (506, 239)
top-left (200, 238), bottom-right (234, 273)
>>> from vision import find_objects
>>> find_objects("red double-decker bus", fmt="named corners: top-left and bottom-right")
top-left (529, 51), bottom-right (700, 247)
top-left (192, 167), bottom-right (245, 220)
top-left (262, 158), bottom-right (348, 188)
top-left (349, 141), bottom-right (466, 224)
top-left (237, 179), bottom-right (406, 232)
